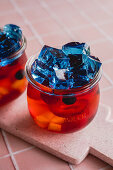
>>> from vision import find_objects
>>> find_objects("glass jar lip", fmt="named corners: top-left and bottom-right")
top-left (0, 33), bottom-right (27, 63)
top-left (25, 54), bottom-right (102, 96)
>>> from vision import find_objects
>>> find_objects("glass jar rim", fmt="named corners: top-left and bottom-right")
top-left (25, 54), bottom-right (102, 96)
top-left (0, 34), bottom-right (27, 64)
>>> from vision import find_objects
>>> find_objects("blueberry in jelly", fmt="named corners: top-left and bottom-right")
top-left (62, 96), bottom-right (76, 105)
top-left (15, 69), bottom-right (25, 80)
top-left (3, 24), bottom-right (22, 41)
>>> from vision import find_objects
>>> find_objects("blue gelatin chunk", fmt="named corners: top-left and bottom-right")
top-left (0, 24), bottom-right (22, 62)
top-left (31, 43), bottom-right (102, 89)
top-left (62, 42), bottom-right (90, 56)
top-left (31, 45), bottom-right (72, 89)
top-left (3, 24), bottom-right (22, 41)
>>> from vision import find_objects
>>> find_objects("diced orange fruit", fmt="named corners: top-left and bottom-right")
top-left (0, 87), bottom-right (9, 95)
top-left (12, 79), bottom-right (27, 92)
top-left (35, 111), bottom-right (54, 128)
top-left (34, 116), bottom-right (49, 128)
top-left (27, 97), bottom-right (50, 117)
top-left (48, 123), bottom-right (61, 131)
top-left (51, 116), bottom-right (65, 124)
top-left (35, 121), bottom-right (48, 128)
top-left (43, 111), bottom-right (54, 120)
top-left (0, 87), bottom-right (9, 99)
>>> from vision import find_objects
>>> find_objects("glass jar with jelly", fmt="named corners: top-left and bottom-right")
top-left (0, 24), bottom-right (27, 106)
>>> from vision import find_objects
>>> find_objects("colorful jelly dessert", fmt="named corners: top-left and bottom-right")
top-left (26, 42), bottom-right (102, 133)
top-left (0, 24), bottom-right (27, 106)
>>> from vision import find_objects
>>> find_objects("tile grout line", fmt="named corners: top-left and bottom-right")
top-left (0, 10), bottom-right (16, 16)
top-left (1, 130), bottom-right (19, 170)
top-left (0, 153), bottom-right (10, 160)
top-left (68, 163), bottom-right (75, 170)
top-left (93, 0), bottom-right (113, 18)
top-left (10, 0), bottom-right (44, 46)
top-left (89, 38), bottom-right (106, 45)
top-left (99, 165), bottom-right (112, 170)
top-left (0, 144), bottom-right (35, 160)
top-left (103, 58), bottom-right (113, 64)
top-left (101, 86), bottom-right (113, 92)
top-left (13, 146), bottom-right (35, 155)
top-left (40, 0), bottom-right (75, 40)
top-left (103, 72), bottom-right (113, 86)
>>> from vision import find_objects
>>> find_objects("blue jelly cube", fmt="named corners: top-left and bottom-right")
top-left (31, 45), bottom-right (71, 89)
top-left (3, 24), bottom-right (22, 41)
top-left (62, 42), bottom-right (90, 56)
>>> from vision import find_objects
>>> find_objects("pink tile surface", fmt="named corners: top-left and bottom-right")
top-left (91, 40), bottom-right (113, 62)
top-left (71, 25), bottom-right (104, 43)
top-left (15, 147), bottom-right (69, 170)
top-left (0, 157), bottom-right (15, 170)
top-left (41, 31), bottom-right (73, 47)
top-left (0, 0), bottom-right (113, 169)
top-left (5, 132), bottom-right (32, 152)
top-left (32, 17), bottom-right (62, 36)
top-left (0, 11), bottom-right (25, 26)
top-left (26, 38), bottom-right (42, 58)
top-left (0, 131), bottom-right (9, 157)
top-left (73, 154), bottom-right (112, 170)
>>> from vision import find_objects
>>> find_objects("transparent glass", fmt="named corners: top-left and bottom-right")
top-left (26, 55), bottom-right (102, 133)
top-left (0, 35), bottom-right (27, 106)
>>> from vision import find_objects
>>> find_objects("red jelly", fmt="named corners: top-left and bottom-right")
top-left (26, 55), bottom-right (102, 133)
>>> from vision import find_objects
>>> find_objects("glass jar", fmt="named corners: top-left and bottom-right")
top-left (26, 55), bottom-right (102, 133)
top-left (0, 35), bottom-right (27, 106)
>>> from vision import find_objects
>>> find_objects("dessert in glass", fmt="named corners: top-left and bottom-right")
top-left (0, 24), bottom-right (27, 106)
top-left (26, 42), bottom-right (102, 133)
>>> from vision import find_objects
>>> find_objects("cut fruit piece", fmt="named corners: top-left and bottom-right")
top-left (12, 78), bottom-right (27, 92)
top-left (35, 111), bottom-right (55, 128)
top-left (35, 111), bottom-right (54, 123)
top-left (51, 116), bottom-right (65, 124)
top-left (35, 120), bottom-right (48, 128)
top-left (48, 122), bottom-right (61, 131)
top-left (0, 87), bottom-right (9, 99)
top-left (0, 87), bottom-right (9, 95)
top-left (35, 115), bottom-right (49, 128)
top-left (27, 97), bottom-right (50, 118)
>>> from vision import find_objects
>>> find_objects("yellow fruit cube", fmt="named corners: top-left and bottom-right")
top-left (0, 87), bottom-right (9, 95)
top-left (51, 116), bottom-right (65, 124)
top-left (48, 123), bottom-right (61, 131)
